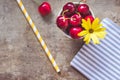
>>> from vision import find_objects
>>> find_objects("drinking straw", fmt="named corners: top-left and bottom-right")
top-left (16, 0), bottom-right (60, 73)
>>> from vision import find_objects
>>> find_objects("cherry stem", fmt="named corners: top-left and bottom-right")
top-left (79, 0), bottom-right (86, 4)
top-left (62, 9), bottom-right (69, 16)
top-left (76, 12), bottom-right (81, 17)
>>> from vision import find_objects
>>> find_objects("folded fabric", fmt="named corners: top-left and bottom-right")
top-left (70, 18), bottom-right (120, 80)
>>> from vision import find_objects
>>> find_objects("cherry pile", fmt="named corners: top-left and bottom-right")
top-left (56, 2), bottom-right (94, 39)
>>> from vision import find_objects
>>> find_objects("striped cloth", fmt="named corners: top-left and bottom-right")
top-left (70, 18), bottom-right (120, 80)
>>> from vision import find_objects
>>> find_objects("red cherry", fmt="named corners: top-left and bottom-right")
top-left (77, 4), bottom-right (89, 16)
top-left (38, 2), bottom-right (51, 16)
top-left (85, 15), bottom-right (94, 23)
top-left (69, 27), bottom-right (83, 39)
top-left (63, 2), bottom-right (75, 17)
top-left (70, 13), bottom-right (82, 26)
top-left (56, 15), bottom-right (69, 30)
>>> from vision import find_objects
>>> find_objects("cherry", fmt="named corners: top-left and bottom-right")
top-left (69, 27), bottom-right (83, 39)
top-left (69, 13), bottom-right (82, 26)
top-left (56, 15), bottom-right (69, 30)
top-left (63, 2), bottom-right (75, 17)
top-left (38, 2), bottom-right (51, 16)
top-left (85, 15), bottom-right (94, 23)
top-left (77, 4), bottom-right (89, 16)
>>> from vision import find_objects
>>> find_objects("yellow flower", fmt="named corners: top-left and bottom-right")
top-left (78, 18), bottom-right (106, 44)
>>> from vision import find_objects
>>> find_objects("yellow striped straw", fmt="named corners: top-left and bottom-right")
top-left (16, 0), bottom-right (60, 73)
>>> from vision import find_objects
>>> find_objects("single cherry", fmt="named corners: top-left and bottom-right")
top-left (69, 27), bottom-right (83, 39)
top-left (77, 4), bottom-right (89, 16)
top-left (63, 2), bottom-right (75, 17)
top-left (70, 13), bottom-right (82, 26)
top-left (56, 15), bottom-right (69, 30)
top-left (38, 2), bottom-right (51, 16)
top-left (85, 15), bottom-right (94, 23)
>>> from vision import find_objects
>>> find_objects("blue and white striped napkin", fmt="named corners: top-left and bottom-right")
top-left (70, 18), bottom-right (120, 80)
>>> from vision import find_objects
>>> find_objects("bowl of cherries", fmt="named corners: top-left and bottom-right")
top-left (56, 2), bottom-right (95, 39)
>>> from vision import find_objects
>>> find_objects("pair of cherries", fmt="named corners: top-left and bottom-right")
top-left (56, 2), bottom-right (94, 39)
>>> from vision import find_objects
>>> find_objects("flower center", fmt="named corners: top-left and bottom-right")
top-left (89, 29), bottom-right (94, 33)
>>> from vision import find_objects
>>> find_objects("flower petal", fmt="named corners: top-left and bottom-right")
top-left (92, 18), bottom-right (100, 29)
top-left (94, 24), bottom-right (103, 30)
top-left (78, 30), bottom-right (88, 37)
top-left (87, 18), bottom-right (92, 28)
top-left (82, 19), bottom-right (91, 30)
top-left (95, 27), bottom-right (106, 32)
top-left (82, 19), bottom-right (88, 24)
top-left (82, 24), bottom-right (90, 30)
top-left (92, 18), bottom-right (100, 26)
top-left (84, 33), bottom-right (91, 44)
top-left (85, 37), bottom-right (91, 44)
top-left (95, 31), bottom-right (107, 39)
top-left (91, 34), bottom-right (100, 44)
